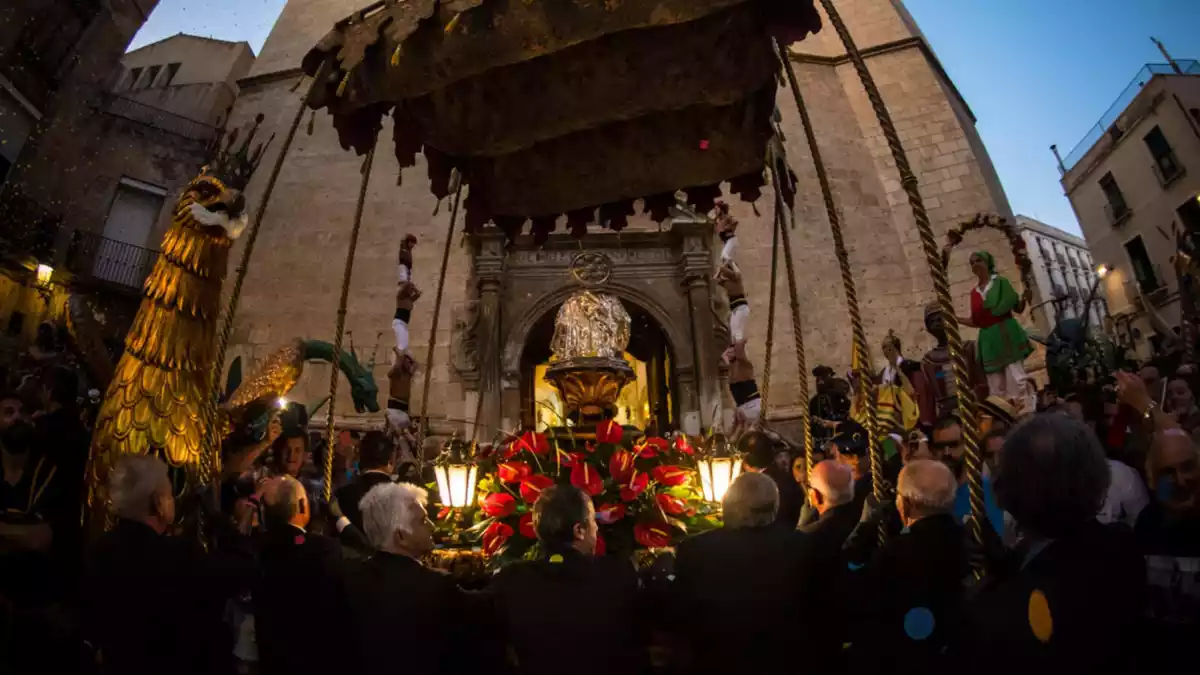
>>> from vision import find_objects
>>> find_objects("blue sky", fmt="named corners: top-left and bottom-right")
top-left (130, 0), bottom-right (1200, 236)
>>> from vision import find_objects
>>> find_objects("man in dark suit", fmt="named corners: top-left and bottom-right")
top-left (741, 430), bottom-right (803, 528)
top-left (254, 476), bottom-right (346, 675)
top-left (85, 455), bottom-right (252, 675)
top-left (847, 459), bottom-right (969, 675)
top-left (960, 415), bottom-right (1145, 675)
top-left (673, 472), bottom-right (816, 675)
top-left (333, 430), bottom-right (395, 532)
top-left (492, 484), bottom-right (647, 675)
top-left (342, 481), bottom-right (478, 675)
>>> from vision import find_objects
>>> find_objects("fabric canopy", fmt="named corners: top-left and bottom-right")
top-left (301, 0), bottom-right (821, 239)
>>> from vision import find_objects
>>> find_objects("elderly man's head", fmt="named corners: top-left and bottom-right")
top-left (807, 460), bottom-right (854, 516)
top-left (360, 482), bottom-right (433, 557)
top-left (109, 454), bottom-right (174, 533)
top-left (995, 414), bottom-right (1110, 538)
top-left (1148, 429), bottom-right (1200, 515)
top-left (262, 476), bottom-right (311, 530)
top-left (723, 472), bottom-right (779, 528)
top-left (896, 459), bottom-right (957, 527)
top-left (532, 485), bottom-right (598, 556)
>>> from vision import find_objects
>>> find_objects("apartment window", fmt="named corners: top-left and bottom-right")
top-left (126, 67), bottom-right (143, 90)
top-left (1124, 235), bottom-right (1160, 293)
top-left (1099, 172), bottom-right (1130, 224)
top-left (144, 65), bottom-right (162, 88)
top-left (1178, 196), bottom-right (1200, 232)
top-left (1144, 126), bottom-right (1182, 185)
top-left (163, 62), bottom-right (181, 86)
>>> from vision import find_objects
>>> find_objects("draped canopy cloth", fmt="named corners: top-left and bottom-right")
top-left (301, 0), bottom-right (821, 239)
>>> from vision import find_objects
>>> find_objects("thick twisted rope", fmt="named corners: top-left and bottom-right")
top-left (322, 146), bottom-right (376, 501)
top-left (416, 172), bottom-right (465, 472)
top-left (769, 159), bottom-right (814, 474)
top-left (202, 69), bottom-right (321, 476)
top-left (774, 40), bottom-right (881, 520)
top-left (759, 200), bottom-right (782, 418)
top-left (815, 0), bottom-right (984, 553)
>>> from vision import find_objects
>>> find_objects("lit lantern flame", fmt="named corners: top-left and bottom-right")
top-left (695, 433), bottom-right (743, 504)
top-left (35, 264), bottom-right (53, 286)
top-left (434, 439), bottom-right (479, 509)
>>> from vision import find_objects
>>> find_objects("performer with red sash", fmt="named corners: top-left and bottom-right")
top-left (956, 251), bottom-right (1034, 414)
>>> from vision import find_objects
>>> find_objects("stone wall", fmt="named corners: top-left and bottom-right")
top-left (221, 0), bottom-right (1019, 441)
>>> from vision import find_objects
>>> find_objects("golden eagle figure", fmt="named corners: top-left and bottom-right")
top-left (85, 116), bottom-right (270, 522)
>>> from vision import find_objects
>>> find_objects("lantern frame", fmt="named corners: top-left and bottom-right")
top-left (694, 433), bottom-right (743, 504)
top-left (433, 438), bottom-right (479, 509)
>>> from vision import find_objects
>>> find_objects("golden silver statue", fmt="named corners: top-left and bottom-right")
top-left (549, 290), bottom-right (631, 360)
top-left (544, 290), bottom-right (633, 423)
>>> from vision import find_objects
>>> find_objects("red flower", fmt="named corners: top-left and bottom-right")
top-left (498, 461), bottom-right (531, 483)
top-left (480, 492), bottom-right (516, 518)
top-left (634, 522), bottom-right (672, 548)
top-left (518, 512), bottom-right (536, 539)
top-left (652, 465), bottom-right (691, 487)
top-left (656, 493), bottom-right (688, 516)
top-left (519, 475), bottom-right (555, 503)
top-left (584, 441), bottom-right (597, 453)
top-left (646, 436), bottom-right (672, 456)
top-left (596, 419), bottom-right (623, 444)
top-left (595, 502), bottom-right (627, 525)
top-left (437, 507), bottom-right (452, 521)
top-left (515, 431), bottom-right (550, 455)
top-left (482, 521), bottom-right (513, 556)
top-left (595, 532), bottom-right (606, 556)
top-left (673, 435), bottom-right (694, 455)
top-left (609, 448), bottom-right (635, 484)
top-left (620, 472), bottom-right (649, 502)
top-left (571, 460), bottom-right (603, 496)
top-left (558, 450), bottom-right (586, 467)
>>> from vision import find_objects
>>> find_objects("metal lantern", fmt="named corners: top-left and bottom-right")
top-left (434, 438), bottom-right (479, 509)
top-left (35, 264), bottom-right (53, 286)
top-left (695, 433), bottom-right (743, 504)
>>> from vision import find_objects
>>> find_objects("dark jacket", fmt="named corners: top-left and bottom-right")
top-left (765, 464), bottom-right (804, 528)
top-left (493, 549), bottom-right (647, 675)
top-left (800, 502), bottom-right (863, 672)
top-left (849, 513), bottom-right (969, 675)
top-left (673, 525), bottom-right (815, 675)
top-left (342, 552), bottom-right (477, 675)
top-left (255, 524), bottom-right (345, 675)
top-left (85, 519), bottom-right (252, 675)
top-left (333, 471), bottom-right (393, 532)
top-left (960, 520), bottom-right (1146, 675)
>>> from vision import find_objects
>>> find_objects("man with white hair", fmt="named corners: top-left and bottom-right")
top-left (342, 482), bottom-right (473, 675)
top-left (86, 454), bottom-right (252, 675)
top-left (673, 472), bottom-right (817, 675)
top-left (847, 459), bottom-right (969, 674)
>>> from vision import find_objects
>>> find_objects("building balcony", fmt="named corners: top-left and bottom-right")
top-left (1104, 202), bottom-right (1132, 227)
top-left (1151, 152), bottom-right (1186, 188)
top-left (65, 230), bottom-right (158, 292)
top-left (97, 93), bottom-right (219, 144)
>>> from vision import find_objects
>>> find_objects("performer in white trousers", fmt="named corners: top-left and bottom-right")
top-left (714, 206), bottom-right (760, 429)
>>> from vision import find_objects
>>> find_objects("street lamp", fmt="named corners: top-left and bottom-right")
top-left (433, 438), bottom-right (479, 509)
top-left (695, 433), bottom-right (743, 504)
top-left (1096, 264), bottom-right (1109, 279)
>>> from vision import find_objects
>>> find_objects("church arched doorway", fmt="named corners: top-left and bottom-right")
top-left (519, 299), bottom-right (675, 433)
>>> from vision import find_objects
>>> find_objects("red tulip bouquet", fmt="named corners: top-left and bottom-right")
top-left (438, 420), bottom-right (721, 567)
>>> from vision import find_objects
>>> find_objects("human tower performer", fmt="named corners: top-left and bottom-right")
top-left (387, 235), bottom-right (420, 462)
top-left (713, 203), bottom-right (761, 430)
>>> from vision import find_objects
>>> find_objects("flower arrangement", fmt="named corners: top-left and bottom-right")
top-left (435, 421), bottom-right (721, 566)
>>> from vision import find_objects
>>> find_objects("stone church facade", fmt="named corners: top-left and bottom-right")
top-left (221, 0), bottom-right (1017, 442)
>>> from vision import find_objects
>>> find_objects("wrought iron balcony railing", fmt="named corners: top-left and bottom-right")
top-left (66, 229), bottom-right (158, 291)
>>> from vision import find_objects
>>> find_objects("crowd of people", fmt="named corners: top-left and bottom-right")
top-left (0, 223), bottom-right (1197, 675)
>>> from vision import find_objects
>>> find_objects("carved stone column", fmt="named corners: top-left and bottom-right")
top-left (475, 233), bottom-right (506, 436)
top-left (678, 219), bottom-right (720, 432)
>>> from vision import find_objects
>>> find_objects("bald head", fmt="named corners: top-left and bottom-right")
top-left (896, 459), bottom-right (957, 526)
top-left (262, 476), bottom-right (310, 530)
top-left (808, 460), bottom-right (854, 514)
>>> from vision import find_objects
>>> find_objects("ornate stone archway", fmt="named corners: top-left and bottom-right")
top-left (452, 218), bottom-right (724, 436)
